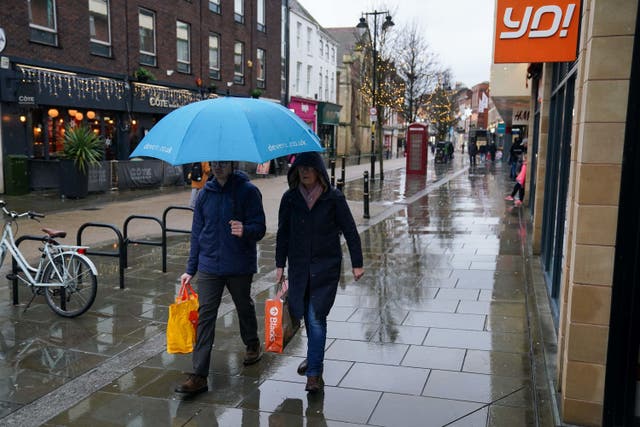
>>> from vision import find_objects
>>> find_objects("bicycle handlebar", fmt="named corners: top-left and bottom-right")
top-left (0, 200), bottom-right (45, 220)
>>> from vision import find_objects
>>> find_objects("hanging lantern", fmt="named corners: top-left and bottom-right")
top-left (86, 111), bottom-right (96, 119)
top-left (48, 108), bottom-right (59, 118)
top-left (75, 112), bottom-right (84, 121)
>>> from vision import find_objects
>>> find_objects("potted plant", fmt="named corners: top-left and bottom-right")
top-left (60, 125), bottom-right (104, 198)
top-left (250, 88), bottom-right (263, 98)
top-left (134, 66), bottom-right (156, 83)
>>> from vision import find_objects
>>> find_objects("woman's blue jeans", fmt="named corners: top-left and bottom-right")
top-left (304, 300), bottom-right (327, 377)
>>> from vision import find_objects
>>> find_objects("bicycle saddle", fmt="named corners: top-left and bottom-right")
top-left (42, 228), bottom-right (67, 239)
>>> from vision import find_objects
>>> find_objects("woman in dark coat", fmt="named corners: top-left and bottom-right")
top-left (275, 152), bottom-right (364, 393)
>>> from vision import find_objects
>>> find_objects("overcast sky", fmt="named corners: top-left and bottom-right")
top-left (296, 0), bottom-right (495, 88)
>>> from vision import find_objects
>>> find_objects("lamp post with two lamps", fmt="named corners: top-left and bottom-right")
top-left (356, 10), bottom-right (394, 181)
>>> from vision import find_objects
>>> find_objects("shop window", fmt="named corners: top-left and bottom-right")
top-left (176, 21), bottom-right (191, 74)
top-left (28, 0), bottom-right (58, 46)
top-left (234, 41), bottom-right (244, 84)
top-left (89, 0), bottom-right (112, 57)
top-left (138, 8), bottom-right (156, 67)
top-left (208, 33), bottom-right (220, 80)
top-left (256, 48), bottom-right (265, 89)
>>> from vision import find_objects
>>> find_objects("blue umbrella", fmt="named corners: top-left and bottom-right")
top-left (130, 97), bottom-right (323, 165)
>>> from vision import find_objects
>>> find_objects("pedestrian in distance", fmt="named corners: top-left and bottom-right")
top-left (175, 160), bottom-right (266, 395)
top-left (506, 156), bottom-right (527, 206)
top-left (509, 138), bottom-right (524, 180)
top-left (188, 161), bottom-right (211, 208)
top-left (468, 139), bottom-right (478, 166)
top-left (275, 152), bottom-right (364, 394)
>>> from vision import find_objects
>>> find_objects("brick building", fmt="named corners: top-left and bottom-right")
top-left (0, 0), bottom-right (282, 193)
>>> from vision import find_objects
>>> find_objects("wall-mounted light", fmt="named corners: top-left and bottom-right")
top-left (48, 108), bottom-right (59, 118)
top-left (131, 119), bottom-right (137, 126)
top-left (166, 70), bottom-right (174, 76)
top-left (247, 60), bottom-right (253, 68)
top-left (19, 115), bottom-right (26, 123)
top-left (86, 110), bottom-right (96, 120)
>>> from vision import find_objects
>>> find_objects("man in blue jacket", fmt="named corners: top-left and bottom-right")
top-left (176, 160), bottom-right (266, 395)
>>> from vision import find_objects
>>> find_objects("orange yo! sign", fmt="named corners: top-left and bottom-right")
top-left (494, 0), bottom-right (581, 63)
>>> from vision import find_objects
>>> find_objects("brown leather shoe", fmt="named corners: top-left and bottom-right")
top-left (175, 374), bottom-right (208, 394)
top-left (243, 342), bottom-right (263, 365)
top-left (297, 359), bottom-right (307, 376)
top-left (305, 376), bottom-right (324, 393)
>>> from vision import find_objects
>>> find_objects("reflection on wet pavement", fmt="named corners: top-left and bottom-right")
top-left (1, 159), bottom-right (545, 426)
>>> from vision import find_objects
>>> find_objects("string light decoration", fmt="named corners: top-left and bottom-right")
top-left (17, 65), bottom-right (126, 101)
top-left (425, 82), bottom-right (457, 142)
top-left (133, 82), bottom-right (201, 108)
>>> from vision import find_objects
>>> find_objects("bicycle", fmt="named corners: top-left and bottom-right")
top-left (0, 200), bottom-right (98, 317)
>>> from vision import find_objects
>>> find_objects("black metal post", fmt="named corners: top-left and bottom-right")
top-left (337, 178), bottom-right (344, 192)
top-left (341, 155), bottom-right (346, 184)
top-left (363, 171), bottom-right (370, 219)
top-left (330, 159), bottom-right (336, 186)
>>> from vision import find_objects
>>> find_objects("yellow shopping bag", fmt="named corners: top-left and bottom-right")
top-left (167, 282), bottom-right (199, 354)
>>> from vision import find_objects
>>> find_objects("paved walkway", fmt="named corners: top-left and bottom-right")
top-left (0, 156), bottom-right (557, 426)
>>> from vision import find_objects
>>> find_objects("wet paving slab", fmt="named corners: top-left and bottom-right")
top-left (0, 159), bottom-right (548, 426)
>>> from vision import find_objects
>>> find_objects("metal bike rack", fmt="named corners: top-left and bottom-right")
top-left (10, 235), bottom-right (50, 305)
top-left (76, 223), bottom-right (126, 289)
top-left (123, 215), bottom-right (166, 272)
top-left (162, 205), bottom-right (193, 236)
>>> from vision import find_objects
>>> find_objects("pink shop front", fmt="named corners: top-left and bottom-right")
top-left (288, 97), bottom-right (317, 132)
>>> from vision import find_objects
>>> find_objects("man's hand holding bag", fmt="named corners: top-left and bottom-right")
top-left (167, 282), bottom-right (199, 354)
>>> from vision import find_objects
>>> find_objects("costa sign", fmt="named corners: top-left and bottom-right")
top-left (494, 0), bottom-right (581, 63)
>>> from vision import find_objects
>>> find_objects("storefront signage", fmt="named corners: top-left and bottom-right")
top-left (494, 0), bottom-right (581, 63)
top-left (512, 109), bottom-right (531, 125)
top-left (16, 82), bottom-right (37, 106)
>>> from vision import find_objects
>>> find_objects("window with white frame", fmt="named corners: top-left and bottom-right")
top-left (234, 41), bottom-right (245, 84)
top-left (325, 70), bottom-right (329, 99)
top-left (318, 69), bottom-right (322, 99)
top-left (319, 39), bottom-right (323, 57)
top-left (307, 27), bottom-right (312, 55)
top-left (256, 48), bottom-right (265, 89)
top-left (234, 0), bottom-right (244, 23)
top-left (296, 22), bottom-right (302, 48)
top-left (89, 0), bottom-right (111, 56)
top-left (296, 62), bottom-right (302, 94)
top-left (257, 0), bottom-right (265, 32)
top-left (29, 0), bottom-right (58, 45)
top-left (331, 72), bottom-right (335, 99)
top-left (208, 33), bottom-right (220, 80)
top-left (176, 21), bottom-right (191, 73)
top-left (208, 0), bottom-right (220, 13)
top-left (306, 65), bottom-right (312, 97)
top-left (331, 47), bottom-right (335, 63)
top-left (138, 8), bottom-right (156, 66)
top-left (325, 43), bottom-right (329, 60)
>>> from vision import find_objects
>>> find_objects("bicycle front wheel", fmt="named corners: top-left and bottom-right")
top-left (43, 252), bottom-right (98, 317)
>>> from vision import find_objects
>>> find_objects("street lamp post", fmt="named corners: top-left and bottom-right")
top-left (356, 11), bottom-right (394, 181)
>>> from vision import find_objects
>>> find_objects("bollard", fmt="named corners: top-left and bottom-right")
top-left (363, 171), bottom-right (370, 219)
top-left (337, 178), bottom-right (344, 192)
top-left (330, 159), bottom-right (336, 186)
top-left (341, 156), bottom-right (346, 184)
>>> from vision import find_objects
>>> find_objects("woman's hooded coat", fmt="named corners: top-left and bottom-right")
top-left (275, 152), bottom-right (363, 319)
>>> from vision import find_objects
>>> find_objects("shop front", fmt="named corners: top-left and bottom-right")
top-left (317, 102), bottom-right (341, 157)
top-left (0, 62), bottom-right (202, 193)
top-left (288, 96), bottom-right (317, 132)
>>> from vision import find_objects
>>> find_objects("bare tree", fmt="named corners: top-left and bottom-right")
top-left (391, 21), bottom-right (441, 124)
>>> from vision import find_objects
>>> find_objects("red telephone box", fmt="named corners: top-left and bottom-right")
top-left (406, 123), bottom-right (428, 175)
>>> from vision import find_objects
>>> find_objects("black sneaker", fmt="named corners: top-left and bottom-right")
top-left (175, 374), bottom-right (208, 394)
top-left (243, 342), bottom-right (263, 365)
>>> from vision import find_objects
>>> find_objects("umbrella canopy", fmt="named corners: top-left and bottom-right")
top-left (129, 97), bottom-right (323, 165)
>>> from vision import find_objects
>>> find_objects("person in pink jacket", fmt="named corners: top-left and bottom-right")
top-left (505, 157), bottom-right (527, 206)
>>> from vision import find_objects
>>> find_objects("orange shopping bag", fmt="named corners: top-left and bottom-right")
top-left (167, 282), bottom-right (199, 354)
top-left (265, 279), bottom-right (300, 353)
